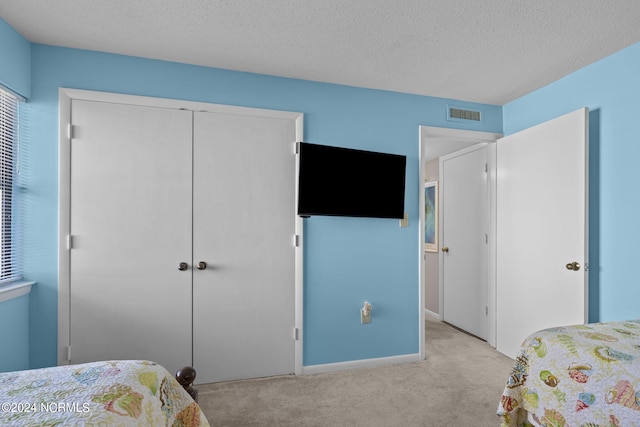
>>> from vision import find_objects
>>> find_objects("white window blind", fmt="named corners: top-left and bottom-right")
top-left (0, 87), bottom-right (21, 283)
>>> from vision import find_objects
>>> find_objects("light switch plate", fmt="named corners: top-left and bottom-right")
top-left (399, 212), bottom-right (409, 228)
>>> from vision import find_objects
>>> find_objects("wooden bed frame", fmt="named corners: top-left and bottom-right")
top-left (175, 366), bottom-right (199, 402)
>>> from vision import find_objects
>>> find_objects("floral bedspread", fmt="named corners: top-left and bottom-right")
top-left (497, 320), bottom-right (640, 427)
top-left (0, 360), bottom-right (211, 426)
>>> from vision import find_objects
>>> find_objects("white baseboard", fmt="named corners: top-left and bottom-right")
top-left (424, 309), bottom-right (440, 320)
top-left (302, 353), bottom-right (421, 375)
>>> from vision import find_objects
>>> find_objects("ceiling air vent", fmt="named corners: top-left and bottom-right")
top-left (447, 105), bottom-right (482, 122)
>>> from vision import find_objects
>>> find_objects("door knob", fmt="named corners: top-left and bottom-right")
top-left (178, 262), bottom-right (188, 271)
top-left (441, 247), bottom-right (449, 253)
top-left (566, 262), bottom-right (581, 271)
top-left (197, 261), bottom-right (207, 270)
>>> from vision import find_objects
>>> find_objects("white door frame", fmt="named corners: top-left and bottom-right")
top-left (419, 126), bottom-right (502, 351)
top-left (58, 88), bottom-right (305, 375)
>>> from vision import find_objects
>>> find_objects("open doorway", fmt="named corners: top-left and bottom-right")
top-left (418, 126), bottom-right (502, 355)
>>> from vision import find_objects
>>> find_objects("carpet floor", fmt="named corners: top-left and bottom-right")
top-left (196, 317), bottom-right (514, 426)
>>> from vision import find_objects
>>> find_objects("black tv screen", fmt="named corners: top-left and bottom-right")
top-left (297, 142), bottom-right (406, 219)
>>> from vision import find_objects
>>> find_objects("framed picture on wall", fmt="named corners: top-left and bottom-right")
top-left (424, 181), bottom-right (438, 252)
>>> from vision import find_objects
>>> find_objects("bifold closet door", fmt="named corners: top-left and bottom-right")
top-left (192, 111), bottom-right (296, 383)
top-left (69, 100), bottom-right (193, 374)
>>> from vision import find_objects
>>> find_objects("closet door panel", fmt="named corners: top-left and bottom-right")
top-left (69, 100), bottom-right (193, 374)
top-left (193, 112), bottom-right (296, 383)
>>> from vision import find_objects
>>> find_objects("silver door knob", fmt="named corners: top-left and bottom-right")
top-left (178, 262), bottom-right (189, 271)
top-left (197, 261), bottom-right (207, 270)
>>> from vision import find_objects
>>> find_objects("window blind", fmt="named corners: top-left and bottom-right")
top-left (0, 87), bottom-right (21, 283)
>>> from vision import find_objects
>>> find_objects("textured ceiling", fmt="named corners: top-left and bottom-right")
top-left (2, 0), bottom-right (640, 105)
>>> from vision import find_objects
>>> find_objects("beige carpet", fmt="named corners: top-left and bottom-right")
top-left (197, 317), bottom-right (514, 426)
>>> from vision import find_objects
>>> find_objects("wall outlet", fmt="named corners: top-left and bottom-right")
top-left (361, 308), bottom-right (371, 324)
top-left (361, 301), bottom-right (372, 324)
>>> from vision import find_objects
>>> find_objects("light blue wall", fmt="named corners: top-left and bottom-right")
top-left (0, 295), bottom-right (30, 372)
top-left (0, 18), bottom-right (31, 97)
top-left (24, 43), bottom-right (501, 369)
top-left (0, 295), bottom-right (29, 372)
top-left (0, 18), bottom-right (31, 373)
top-left (503, 42), bottom-right (640, 323)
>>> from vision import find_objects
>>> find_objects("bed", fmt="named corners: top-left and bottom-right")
top-left (0, 360), bottom-right (210, 426)
top-left (497, 319), bottom-right (640, 427)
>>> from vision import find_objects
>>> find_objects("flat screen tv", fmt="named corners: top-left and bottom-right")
top-left (297, 142), bottom-right (406, 219)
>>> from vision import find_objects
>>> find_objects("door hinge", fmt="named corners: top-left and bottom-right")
top-left (293, 234), bottom-right (301, 247)
top-left (67, 234), bottom-right (73, 250)
top-left (67, 124), bottom-right (74, 140)
top-left (484, 163), bottom-right (488, 173)
top-left (485, 233), bottom-right (488, 244)
top-left (293, 327), bottom-right (300, 341)
top-left (485, 306), bottom-right (488, 316)
top-left (67, 345), bottom-right (72, 363)
top-left (294, 141), bottom-right (301, 155)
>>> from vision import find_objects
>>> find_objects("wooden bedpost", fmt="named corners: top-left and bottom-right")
top-left (175, 366), bottom-right (199, 403)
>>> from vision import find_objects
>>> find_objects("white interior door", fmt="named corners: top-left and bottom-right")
top-left (69, 100), bottom-right (193, 374)
top-left (497, 108), bottom-right (588, 358)
top-left (441, 145), bottom-right (489, 339)
top-left (192, 111), bottom-right (296, 383)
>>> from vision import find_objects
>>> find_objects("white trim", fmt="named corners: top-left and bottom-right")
top-left (58, 90), bottom-right (72, 365)
top-left (0, 83), bottom-right (26, 102)
top-left (294, 116), bottom-right (304, 376)
top-left (58, 88), bottom-right (304, 373)
top-left (0, 280), bottom-right (35, 303)
top-left (58, 88), bottom-right (300, 120)
top-left (581, 108), bottom-right (590, 324)
top-left (417, 127), bottom-right (426, 360)
top-left (419, 126), bottom-right (502, 348)
top-left (302, 353), bottom-right (422, 375)
top-left (487, 141), bottom-right (497, 344)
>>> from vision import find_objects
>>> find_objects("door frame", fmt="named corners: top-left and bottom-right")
top-left (419, 126), bottom-right (502, 351)
top-left (58, 88), bottom-right (305, 375)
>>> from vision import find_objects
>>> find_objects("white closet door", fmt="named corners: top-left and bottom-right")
top-left (193, 111), bottom-right (296, 383)
top-left (69, 100), bottom-right (193, 374)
